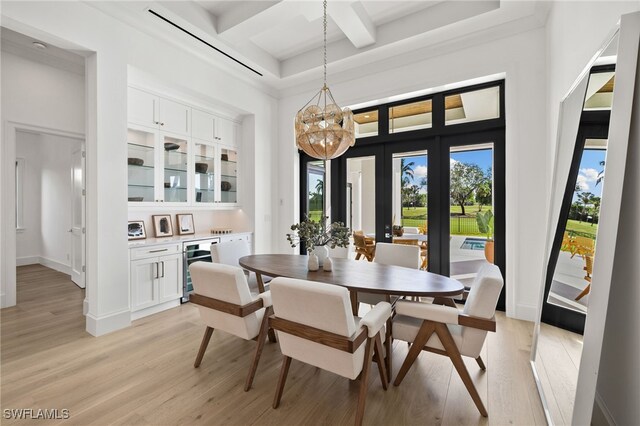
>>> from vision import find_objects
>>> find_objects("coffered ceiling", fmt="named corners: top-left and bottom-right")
top-left (91, 1), bottom-right (549, 91)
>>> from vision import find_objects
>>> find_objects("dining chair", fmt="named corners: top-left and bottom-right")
top-left (210, 239), bottom-right (270, 293)
top-left (353, 230), bottom-right (375, 261)
top-left (189, 262), bottom-right (274, 391)
top-left (570, 236), bottom-right (595, 259)
top-left (392, 263), bottom-right (503, 417)
top-left (392, 238), bottom-right (428, 270)
top-left (269, 277), bottom-right (392, 426)
top-left (358, 242), bottom-right (421, 379)
top-left (575, 254), bottom-right (593, 301)
top-left (403, 226), bottom-right (420, 234)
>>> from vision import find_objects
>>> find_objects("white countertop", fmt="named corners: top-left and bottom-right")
top-left (128, 231), bottom-right (252, 248)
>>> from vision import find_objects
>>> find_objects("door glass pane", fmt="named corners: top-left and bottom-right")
top-left (445, 86), bottom-right (500, 125)
top-left (547, 138), bottom-right (607, 314)
top-left (393, 150), bottom-right (428, 269)
top-left (127, 128), bottom-right (155, 202)
top-left (163, 135), bottom-right (188, 203)
top-left (450, 144), bottom-right (494, 287)
top-left (389, 100), bottom-right (432, 133)
top-left (220, 147), bottom-right (238, 203)
top-left (353, 109), bottom-right (378, 138)
top-left (307, 161), bottom-right (324, 222)
top-left (347, 156), bottom-right (376, 238)
top-left (194, 142), bottom-right (216, 203)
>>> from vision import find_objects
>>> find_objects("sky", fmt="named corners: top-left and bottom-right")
top-left (574, 149), bottom-right (606, 201)
top-left (403, 148), bottom-right (493, 194)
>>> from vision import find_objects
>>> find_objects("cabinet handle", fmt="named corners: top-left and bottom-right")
top-left (154, 262), bottom-right (159, 279)
top-left (161, 261), bottom-right (165, 278)
top-left (149, 248), bottom-right (168, 253)
top-left (160, 122), bottom-right (165, 126)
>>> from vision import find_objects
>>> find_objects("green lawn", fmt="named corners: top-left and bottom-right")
top-left (565, 219), bottom-right (597, 239)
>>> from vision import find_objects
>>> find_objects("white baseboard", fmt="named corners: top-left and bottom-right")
top-left (86, 309), bottom-right (131, 337)
top-left (593, 391), bottom-right (616, 426)
top-left (83, 298), bottom-right (89, 316)
top-left (17, 256), bottom-right (71, 275)
top-left (16, 256), bottom-right (39, 266)
top-left (131, 299), bottom-right (181, 321)
top-left (38, 257), bottom-right (71, 275)
top-left (514, 303), bottom-right (538, 322)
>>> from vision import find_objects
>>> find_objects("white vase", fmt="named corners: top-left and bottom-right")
top-left (312, 245), bottom-right (329, 266)
top-left (308, 253), bottom-right (319, 271)
top-left (323, 256), bottom-right (333, 272)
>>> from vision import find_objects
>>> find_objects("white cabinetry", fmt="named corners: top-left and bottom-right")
top-left (128, 86), bottom-right (241, 207)
top-left (130, 243), bottom-right (182, 319)
top-left (127, 87), bottom-right (190, 136)
top-left (191, 108), bottom-right (239, 146)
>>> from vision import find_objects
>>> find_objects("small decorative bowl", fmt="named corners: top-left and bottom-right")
top-left (195, 163), bottom-right (208, 173)
top-left (221, 181), bottom-right (232, 191)
top-left (128, 196), bottom-right (144, 202)
top-left (164, 142), bottom-right (180, 151)
top-left (128, 158), bottom-right (144, 166)
top-left (221, 153), bottom-right (229, 161)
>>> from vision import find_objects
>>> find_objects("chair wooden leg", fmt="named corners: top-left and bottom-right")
top-left (384, 318), bottom-right (392, 383)
top-left (268, 328), bottom-right (277, 343)
top-left (393, 321), bottom-right (435, 386)
top-left (435, 323), bottom-right (488, 417)
top-left (273, 356), bottom-right (292, 409)
top-left (245, 307), bottom-right (272, 391)
top-left (355, 253), bottom-right (363, 260)
top-left (575, 284), bottom-right (591, 301)
top-left (194, 326), bottom-right (214, 368)
top-left (373, 333), bottom-right (388, 390)
top-left (355, 337), bottom-right (375, 426)
top-left (476, 356), bottom-right (486, 371)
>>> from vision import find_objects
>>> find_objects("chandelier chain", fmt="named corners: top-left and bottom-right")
top-left (323, 0), bottom-right (327, 88)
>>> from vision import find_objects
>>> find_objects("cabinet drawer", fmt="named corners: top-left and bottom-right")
top-left (131, 243), bottom-right (181, 260)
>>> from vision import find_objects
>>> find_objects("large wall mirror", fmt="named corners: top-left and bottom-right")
top-left (531, 12), bottom-right (640, 426)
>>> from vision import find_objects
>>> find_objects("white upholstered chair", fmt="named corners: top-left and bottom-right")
top-left (210, 239), bottom-right (270, 293)
top-left (269, 277), bottom-right (392, 426)
top-left (392, 264), bottom-right (504, 416)
top-left (357, 242), bottom-right (421, 379)
top-left (189, 262), bottom-right (274, 391)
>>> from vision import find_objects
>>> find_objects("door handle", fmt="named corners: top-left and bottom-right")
top-left (67, 229), bottom-right (73, 233)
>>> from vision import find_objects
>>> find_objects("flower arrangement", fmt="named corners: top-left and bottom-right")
top-left (286, 216), bottom-right (350, 253)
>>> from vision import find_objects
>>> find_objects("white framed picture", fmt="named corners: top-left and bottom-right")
top-left (176, 213), bottom-right (195, 235)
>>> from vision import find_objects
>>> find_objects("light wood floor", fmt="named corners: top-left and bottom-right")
top-left (1, 265), bottom-right (545, 425)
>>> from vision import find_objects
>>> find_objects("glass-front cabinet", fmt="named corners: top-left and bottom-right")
top-left (162, 135), bottom-right (189, 203)
top-left (127, 125), bottom-right (191, 205)
top-left (220, 146), bottom-right (238, 204)
top-left (128, 128), bottom-right (156, 203)
top-left (194, 141), bottom-right (216, 204)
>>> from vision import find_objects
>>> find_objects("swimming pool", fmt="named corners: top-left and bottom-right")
top-left (460, 237), bottom-right (486, 250)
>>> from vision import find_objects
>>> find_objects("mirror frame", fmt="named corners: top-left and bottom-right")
top-left (531, 12), bottom-right (640, 426)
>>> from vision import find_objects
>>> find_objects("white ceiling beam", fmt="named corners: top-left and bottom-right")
top-left (217, 1), bottom-right (282, 34)
top-left (218, 1), bottom-right (303, 40)
top-left (327, 1), bottom-right (376, 48)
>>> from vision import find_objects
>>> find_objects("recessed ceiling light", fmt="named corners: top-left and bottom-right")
top-left (32, 41), bottom-right (47, 50)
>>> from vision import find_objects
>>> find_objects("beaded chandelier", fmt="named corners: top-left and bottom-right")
top-left (295, 0), bottom-right (355, 160)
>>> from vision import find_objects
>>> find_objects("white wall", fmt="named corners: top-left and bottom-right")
top-left (16, 132), bottom-right (82, 273)
top-left (278, 27), bottom-right (547, 320)
top-left (1, 1), bottom-right (277, 336)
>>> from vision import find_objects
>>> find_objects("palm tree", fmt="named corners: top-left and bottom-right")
top-left (596, 160), bottom-right (605, 186)
top-left (401, 159), bottom-right (415, 187)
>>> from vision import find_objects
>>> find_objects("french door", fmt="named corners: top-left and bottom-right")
top-left (327, 130), bottom-right (504, 309)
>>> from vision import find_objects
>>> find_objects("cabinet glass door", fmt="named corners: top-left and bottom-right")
top-left (220, 147), bottom-right (238, 203)
top-left (128, 128), bottom-right (156, 203)
top-left (194, 142), bottom-right (216, 203)
top-left (162, 135), bottom-right (188, 203)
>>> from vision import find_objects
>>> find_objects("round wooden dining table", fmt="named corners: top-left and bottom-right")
top-left (239, 254), bottom-right (464, 311)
